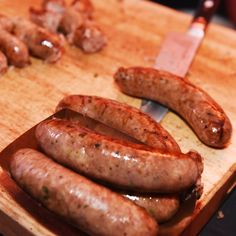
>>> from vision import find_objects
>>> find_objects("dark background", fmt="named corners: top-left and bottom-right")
top-left (152, 0), bottom-right (236, 28)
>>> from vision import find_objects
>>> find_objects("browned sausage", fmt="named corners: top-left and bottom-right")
top-left (56, 95), bottom-right (180, 153)
top-left (10, 148), bottom-right (158, 236)
top-left (0, 28), bottom-right (30, 67)
top-left (123, 193), bottom-right (180, 223)
top-left (59, 6), bottom-right (85, 43)
top-left (35, 119), bottom-right (203, 193)
top-left (114, 67), bottom-right (232, 148)
top-left (73, 22), bottom-right (106, 53)
top-left (0, 50), bottom-right (7, 76)
top-left (12, 17), bottom-right (62, 63)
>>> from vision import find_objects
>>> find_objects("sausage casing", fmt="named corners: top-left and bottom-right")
top-left (35, 119), bottom-right (203, 193)
top-left (10, 148), bottom-right (158, 236)
top-left (12, 18), bottom-right (62, 63)
top-left (123, 193), bottom-right (180, 223)
top-left (114, 67), bottom-right (232, 148)
top-left (56, 95), bottom-right (180, 153)
top-left (0, 28), bottom-right (30, 67)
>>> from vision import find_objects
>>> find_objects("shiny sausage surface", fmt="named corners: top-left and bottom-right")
top-left (56, 95), bottom-right (180, 153)
top-left (123, 193), bottom-right (180, 223)
top-left (114, 67), bottom-right (232, 148)
top-left (12, 18), bottom-right (62, 63)
top-left (10, 148), bottom-right (158, 236)
top-left (0, 28), bottom-right (30, 67)
top-left (35, 119), bottom-right (203, 193)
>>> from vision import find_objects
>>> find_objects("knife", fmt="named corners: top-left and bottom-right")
top-left (141, 0), bottom-right (220, 122)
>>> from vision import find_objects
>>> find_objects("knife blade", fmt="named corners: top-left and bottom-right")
top-left (141, 0), bottom-right (220, 122)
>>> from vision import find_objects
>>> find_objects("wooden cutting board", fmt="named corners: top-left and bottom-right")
top-left (0, 0), bottom-right (235, 235)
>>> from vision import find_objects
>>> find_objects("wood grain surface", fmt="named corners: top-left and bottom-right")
top-left (0, 0), bottom-right (235, 235)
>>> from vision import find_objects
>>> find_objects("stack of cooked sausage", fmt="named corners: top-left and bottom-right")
top-left (0, 0), bottom-right (106, 76)
top-left (0, 13), bottom-right (62, 75)
top-left (10, 67), bottom-right (232, 235)
top-left (30, 0), bottom-right (106, 54)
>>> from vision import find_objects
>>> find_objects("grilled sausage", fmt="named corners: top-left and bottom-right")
top-left (12, 17), bottom-right (62, 63)
top-left (56, 95), bottom-right (180, 153)
top-left (10, 148), bottom-right (158, 236)
top-left (114, 67), bottom-right (232, 148)
top-left (0, 28), bottom-right (30, 67)
top-left (35, 119), bottom-right (203, 193)
top-left (0, 50), bottom-right (7, 75)
top-left (73, 22), bottom-right (106, 53)
top-left (59, 5), bottom-right (85, 43)
top-left (123, 193), bottom-right (180, 223)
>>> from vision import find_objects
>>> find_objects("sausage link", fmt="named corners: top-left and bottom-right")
top-left (56, 95), bottom-right (180, 153)
top-left (114, 67), bottom-right (232, 148)
top-left (73, 22), bottom-right (107, 53)
top-left (123, 193), bottom-right (180, 223)
top-left (10, 148), bottom-right (158, 236)
top-left (35, 119), bottom-right (203, 193)
top-left (0, 50), bottom-right (7, 76)
top-left (12, 18), bottom-right (62, 63)
top-left (0, 28), bottom-right (30, 67)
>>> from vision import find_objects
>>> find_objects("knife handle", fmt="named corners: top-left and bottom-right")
top-left (188, 0), bottom-right (220, 38)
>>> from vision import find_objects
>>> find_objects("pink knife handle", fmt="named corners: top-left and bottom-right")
top-left (188, 0), bottom-right (220, 38)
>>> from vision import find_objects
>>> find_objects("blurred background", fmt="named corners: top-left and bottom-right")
top-left (152, 0), bottom-right (236, 29)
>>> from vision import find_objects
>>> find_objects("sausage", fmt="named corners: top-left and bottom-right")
top-left (59, 6), bottom-right (85, 43)
top-left (29, 8), bottom-right (63, 33)
top-left (0, 28), bottom-right (30, 67)
top-left (123, 193), bottom-right (180, 223)
top-left (56, 95), bottom-right (181, 153)
top-left (0, 50), bottom-right (7, 76)
top-left (61, 109), bottom-right (141, 144)
top-left (114, 67), bottom-right (232, 148)
top-left (12, 17), bottom-right (63, 63)
top-left (10, 148), bottom-right (158, 236)
top-left (73, 22), bottom-right (106, 53)
top-left (35, 119), bottom-right (203, 193)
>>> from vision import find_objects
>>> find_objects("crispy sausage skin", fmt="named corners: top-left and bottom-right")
top-left (123, 193), bottom-right (180, 223)
top-left (0, 50), bottom-right (7, 75)
top-left (0, 28), bottom-right (30, 67)
top-left (35, 119), bottom-right (203, 193)
top-left (114, 67), bottom-right (232, 148)
top-left (10, 148), bottom-right (158, 236)
top-left (56, 95), bottom-right (180, 153)
top-left (12, 18), bottom-right (62, 63)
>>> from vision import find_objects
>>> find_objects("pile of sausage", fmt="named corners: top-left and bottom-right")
top-left (10, 95), bottom-right (204, 236)
top-left (30, 0), bottom-right (106, 53)
top-left (0, 0), bottom-right (106, 76)
top-left (0, 13), bottom-right (62, 75)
